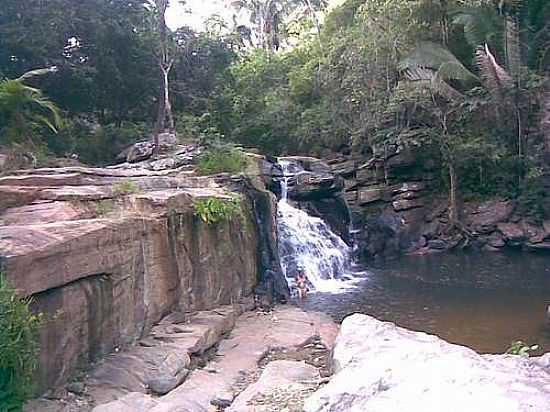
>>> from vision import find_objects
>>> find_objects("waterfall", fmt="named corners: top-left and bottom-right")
top-left (276, 160), bottom-right (355, 293)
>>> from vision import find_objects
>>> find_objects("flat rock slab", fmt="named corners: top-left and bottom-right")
top-left (1, 201), bottom-right (91, 225)
top-left (304, 314), bottom-right (550, 412)
top-left (85, 302), bottom-right (251, 405)
top-left (227, 360), bottom-right (320, 412)
top-left (93, 306), bottom-right (337, 412)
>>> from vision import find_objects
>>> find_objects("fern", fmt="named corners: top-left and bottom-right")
top-left (450, 6), bottom-right (503, 49)
top-left (193, 197), bottom-right (241, 225)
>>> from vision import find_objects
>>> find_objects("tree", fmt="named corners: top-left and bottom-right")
top-left (152, 0), bottom-right (177, 150)
top-left (228, 0), bottom-right (320, 51)
top-left (0, 68), bottom-right (63, 146)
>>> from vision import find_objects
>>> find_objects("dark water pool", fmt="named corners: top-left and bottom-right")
top-left (300, 251), bottom-right (550, 354)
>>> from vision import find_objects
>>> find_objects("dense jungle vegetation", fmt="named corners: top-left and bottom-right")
top-left (0, 0), bottom-right (549, 219)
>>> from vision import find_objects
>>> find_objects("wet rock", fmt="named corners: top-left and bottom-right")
top-left (427, 239), bottom-right (447, 250)
top-left (543, 220), bottom-right (550, 238)
top-left (357, 187), bottom-right (388, 205)
top-left (392, 198), bottom-right (424, 212)
top-left (464, 199), bottom-right (514, 232)
top-left (497, 222), bottom-right (526, 242)
top-left (304, 314), bottom-right (550, 412)
top-left (521, 221), bottom-right (545, 244)
top-left (289, 171), bottom-right (344, 200)
top-left (486, 232), bottom-right (505, 248)
top-left (524, 242), bottom-right (550, 252)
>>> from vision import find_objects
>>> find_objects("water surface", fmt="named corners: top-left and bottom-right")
top-left (300, 251), bottom-right (550, 354)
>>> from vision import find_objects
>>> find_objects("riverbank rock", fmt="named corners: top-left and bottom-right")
top-left (1, 146), bottom-right (272, 396)
top-left (304, 314), bottom-right (550, 412)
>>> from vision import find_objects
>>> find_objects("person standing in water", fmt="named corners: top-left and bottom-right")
top-left (295, 267), bottom-right (309, 299)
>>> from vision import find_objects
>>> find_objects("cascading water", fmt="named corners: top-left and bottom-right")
top-left (277, 160), bottom-right (355, 293)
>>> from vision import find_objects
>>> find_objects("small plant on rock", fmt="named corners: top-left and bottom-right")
top-left (196, 142), bottom-right (249, 175)
top-left (194, 197), bottom-right (241, 225)
top-left (111, 180), bottom-right (140, 196)
top-left (0, 274), bottom-right (41, 411)
top-left (506, 340), bottom-right (539, 357)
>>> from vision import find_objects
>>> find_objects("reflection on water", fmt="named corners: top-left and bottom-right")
top-left (301, 251), bottom-right (550, 354)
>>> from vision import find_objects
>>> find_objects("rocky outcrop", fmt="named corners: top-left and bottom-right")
top-left (0, 149), bottom-right (263, 394)
top-left (304, 314), bottom-right (550, 412)
top-left (72, 306), bottom-right (337, 411)
top-left (326, 145), bottom-right (550, 259)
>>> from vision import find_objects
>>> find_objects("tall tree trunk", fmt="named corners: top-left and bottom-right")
top-left (448, 160), bottom-right (459, 225)
top-left (153, 0), bottom-right (175, 151)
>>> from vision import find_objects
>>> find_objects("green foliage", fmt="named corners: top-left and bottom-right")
top-left (0, 72), bottom-right (63, 145)
top-left (506, 340), bottom-right (539, 357)
top-left (193, 197), bottom-right (241, 225)
top-left (93, 200), bottom-right (116, 217)
top-left (196, 142), bottom-right (249, 175)
top-left (112, 180), bottom-right (140, 196)
top-left (0, 274), bottom-right (41, 411)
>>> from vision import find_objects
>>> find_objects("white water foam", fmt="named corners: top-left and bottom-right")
top-left (277, 160), bottom-right (358, 293)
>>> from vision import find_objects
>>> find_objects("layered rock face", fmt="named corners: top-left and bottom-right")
top-left (304, 314), bottom-right (550, 412)
top-left (0, 154), bottom-right (259, 393)
top-left (325, 145), bottom-right (550, 259)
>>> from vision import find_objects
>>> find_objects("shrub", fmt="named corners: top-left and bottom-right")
top-left (196, 142), bottom-right (249, 175)
top-left (112, 180), bottom-right (140, 196)
top-left (194, 197), bottom-right (241, 225)
top-left (506, 340), bottom-right (539, 357)
top-left (0, 274), bottom-right (41, 411)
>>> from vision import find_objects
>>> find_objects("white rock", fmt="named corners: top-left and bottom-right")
top-left (304, 314), bottom-right (550, 412)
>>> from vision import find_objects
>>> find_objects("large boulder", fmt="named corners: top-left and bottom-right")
top-left (304, 314), bottom-right (550, 412)
top-left (288, 170), bottom-right (344, 200)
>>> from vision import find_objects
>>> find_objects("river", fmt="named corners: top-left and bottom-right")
top-left (300, 251), bottom-right (550, 354)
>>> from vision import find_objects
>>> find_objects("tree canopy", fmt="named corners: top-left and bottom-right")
top-left (0, 0), bottom-right (549, 220)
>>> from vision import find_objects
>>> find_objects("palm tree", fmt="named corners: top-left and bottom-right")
top-left (0, 68), bottom-right (62, 145)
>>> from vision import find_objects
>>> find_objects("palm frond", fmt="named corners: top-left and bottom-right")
top-left (16, 67), bottom-right (58, 82)
top-left (450, 6), bottom-right (503, 49)
top-left (399, 42), bottom-right (478, 83)
top-left (475, 43), bottom-right (514, 98)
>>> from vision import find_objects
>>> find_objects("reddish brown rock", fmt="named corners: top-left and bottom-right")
top-left (497, 222), bottom-right (526, 242)
top-left (464, 199), bottom-right (514, 232)
top-left (1, 173), bottom-right (259, 395)
top-left (2, 201), bottom-right (91, 225)
top-left (0, 186), bottom-right (39, 212)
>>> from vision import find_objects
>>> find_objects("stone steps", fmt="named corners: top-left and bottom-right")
top-left (91, 306), bottom-right (337, 412)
